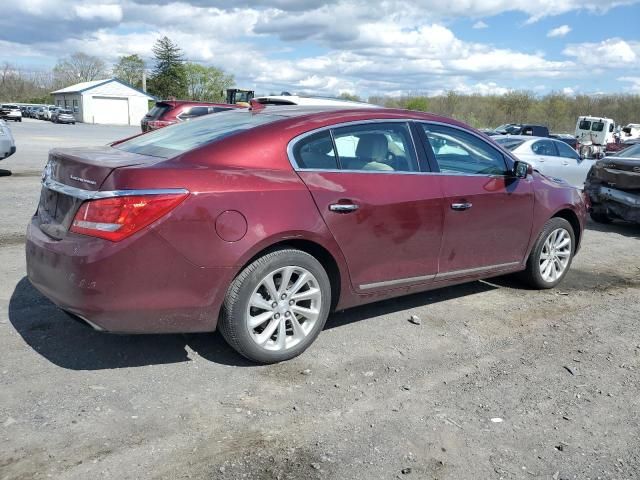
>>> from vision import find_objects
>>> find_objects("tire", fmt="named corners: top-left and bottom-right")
top-left (219, 249), bottom-right (331, 364)
top-left (521, 217), bottom-right (575, 289)
top-left (590, 210), bottom-right (612, 224)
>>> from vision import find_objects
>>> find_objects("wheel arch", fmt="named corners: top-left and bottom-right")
top-left (232, 237), bottom-right (347, 311)
top-left (552, 208), bottom-right (582, 251)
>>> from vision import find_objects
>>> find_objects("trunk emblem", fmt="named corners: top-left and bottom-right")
top-left (70, 174), bottom-right (97, 185)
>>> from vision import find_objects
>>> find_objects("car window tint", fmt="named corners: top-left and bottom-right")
top-left (578, 120), bottom-right (591, 130)
top-left (332, 123), bottom-right (418, 172)
top-left (591, 122), bottom-right (604, 132)
top-left (115, 111), bottom-right (281, 158)
top-left (186, 106), bottom-right (210, 117)
top-left (494, 138), bottom-right (525, 151)
top-left (555, 141), bottom-right (579, 159)
top-left (294, 131), bottom-right (338, 170)
top-left (421, 123), bottom-right (508, 175)
top-left (531, 140), bottom-right (558, 156)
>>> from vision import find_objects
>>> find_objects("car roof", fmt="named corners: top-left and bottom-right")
top-left (254, 95), bottom-right (378, 108)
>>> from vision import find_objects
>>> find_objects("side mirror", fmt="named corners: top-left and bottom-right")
top-left (513, 160), bottom-right (531, 179)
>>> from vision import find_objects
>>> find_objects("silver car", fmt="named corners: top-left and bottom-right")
top-left (494, 135), bottom-right (591, 189)
top-left (0, 119), bottom-right (16, 160)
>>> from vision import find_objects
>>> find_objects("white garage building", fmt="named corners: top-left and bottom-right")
top-left (51, 79), bottom-right (155, 126)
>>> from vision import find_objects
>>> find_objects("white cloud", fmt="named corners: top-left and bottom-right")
top-left (547, 25), bottom-right (571, 38)
top-left (563, 38), bottom-right (639, 65)
top-left (472, 21), bottom-right (488, 29)
top-left (619, 76), bottom-right (640, 92)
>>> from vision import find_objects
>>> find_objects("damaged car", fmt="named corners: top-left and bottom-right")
top-left (585, 143), bottom-right (640, 224)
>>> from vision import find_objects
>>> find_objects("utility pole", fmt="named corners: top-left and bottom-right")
top-left (142, 69), bottom-right (147, 93)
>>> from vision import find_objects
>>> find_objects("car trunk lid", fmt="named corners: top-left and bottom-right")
top-left (38, 146), bottom-right (164, 239)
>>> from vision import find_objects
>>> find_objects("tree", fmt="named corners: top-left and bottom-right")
top-left (184, 63), bottom-right (234, 102)
top-left (53, 52), bottom-right (107, 85)
top-left (338, 92), bottom-right (361, 102)
top-left (148, 36), bottom-right (187, 99)
top-left (113, 54), bottom-right (145, 89)
top-left (404, 96), bottom-right (429, 112)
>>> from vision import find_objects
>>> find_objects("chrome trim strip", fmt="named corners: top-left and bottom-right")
top-left (436, 261), bottom-right (521, 280)
top-left (358, 261), bottom-right (521, 290)
top-left (42, 174), bottom-right (189, 201)
top-left (360, 273), bottom-right (437, 290)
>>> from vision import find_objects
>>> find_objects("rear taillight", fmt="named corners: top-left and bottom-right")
top-left (70, 193), bottom-right (188, 242)
top-left (147, 120), bottom-right (174, 129)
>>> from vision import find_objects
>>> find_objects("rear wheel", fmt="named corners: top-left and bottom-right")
top-left (219, 249), bottom-right (331, 364)
top-left (521, 218), bottom-right (575, 289)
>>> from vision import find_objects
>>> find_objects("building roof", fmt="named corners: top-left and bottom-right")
top-left (51, 78), bottom-right (155, 99)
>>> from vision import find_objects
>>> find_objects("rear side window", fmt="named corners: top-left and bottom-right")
top-left (578, 120), bottom-right (591, 130)
top-left (591, 122), bottom-right (604, 132)
top-left (421, 123), bottom-right (508, 175)
top-left (532, 140), bottom-right (558, 156)
top-left (293, 131), bottom-right (338, 170)
top-left (332, 123), bottom-right (418, 172)
top-left (116, 111), bottom-right (280, 158)
top-left (555, 141), bottom-right (579, 159)
top-left (212, 107), bottom-right (233, 113)
top-left (179, 106), bottom-right (210, 119)
top-left (494, 138), bottom-right (525, 151)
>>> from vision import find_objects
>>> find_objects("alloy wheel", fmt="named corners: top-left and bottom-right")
top-left (245, 266), bottom-right (322, 351)
top-left (539, 228), bottom-right (572, 283)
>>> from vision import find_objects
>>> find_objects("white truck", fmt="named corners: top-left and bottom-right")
top-left (575, 116), bottom-right (617, 159)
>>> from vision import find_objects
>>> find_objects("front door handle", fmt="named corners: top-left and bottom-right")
top-left (329, 203), bottom-right (359, 213)
top-left (562, 161), bottom-right (570, 165)
top-left (451, 202), bottom-right (472, 211)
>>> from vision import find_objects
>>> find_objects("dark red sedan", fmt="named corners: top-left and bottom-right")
top-left (26, 107), bottom-right (586, 363)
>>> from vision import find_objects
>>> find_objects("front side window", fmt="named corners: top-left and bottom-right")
top-left (421, 123), bottom-right (508, 175)
top-left (555, 141), bottom-right (580, 160)
top-left (332, 123), bottom-right (418, 172)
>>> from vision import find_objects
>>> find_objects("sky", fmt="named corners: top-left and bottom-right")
top-left (0, 0), bottom-right (639, 98)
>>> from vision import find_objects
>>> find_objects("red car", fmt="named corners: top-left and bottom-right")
top-left (140, 100), bottom-right (243, 132)
top-left (26, 107), bottom-right (586, 363)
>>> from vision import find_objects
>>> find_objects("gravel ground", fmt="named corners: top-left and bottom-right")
top-left (1, 119), bottom-right (639, 480)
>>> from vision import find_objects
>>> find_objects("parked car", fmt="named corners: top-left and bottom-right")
top-left (585, 143), bottom-right (640, 224)
top-left (253, 95), bottom-right (377, 108)
top-left (0, 119), bottom-right (16, 160)
top-left (494, 135), bottom-right (592, 189)
top-left (549, 133), bottom-right (577, 150)
top-left (38, 105), bottom-right (57, 120)
top-left (26, 107), bottom-right (586, 363)
top-left (0, 104), bottom-right (22, 122)
top-left (48, 107), bottom-right (61, 121)
top-left (51, 108), bottom-right (76, 124)
top-left (141, 100), bottom-right (242, 132)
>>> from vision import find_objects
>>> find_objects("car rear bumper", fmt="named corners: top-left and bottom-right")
top-left (25, 217), bottom-right (230, 333)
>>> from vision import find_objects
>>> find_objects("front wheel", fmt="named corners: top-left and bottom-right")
top-left (219, 249), bottom-right (331, 364)
top-left (521, 218), bottom-right (575, 289)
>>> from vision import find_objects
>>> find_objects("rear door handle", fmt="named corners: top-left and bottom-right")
top-left (562, 161), bottom-right (570, 165)
top-left (329, 203), bottom-right (359, 213)
top-left (451, 202), bottom-right (472, 211)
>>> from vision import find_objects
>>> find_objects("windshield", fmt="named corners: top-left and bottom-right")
top-left (493, 137), bottom-right (526, 151)
top-left (613, 144), bottom-right (640, 158)
top-left (116, 110), bottom-right (282, 158)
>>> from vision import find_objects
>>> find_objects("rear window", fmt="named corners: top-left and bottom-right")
top-left (493, 138), bottom-right (525, 151)
top-left (578, 120), bottom-right (591, 130)
top-left (146, 103), bottom-right (171, 120)
top-left (115, 110), bottom-right (281, 158)
top-left (591, 121), bottom-right (604, 132)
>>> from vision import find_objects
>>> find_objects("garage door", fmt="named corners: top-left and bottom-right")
top-left (91, 96), bottom-right (129, 125)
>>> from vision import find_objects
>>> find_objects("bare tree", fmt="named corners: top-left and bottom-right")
top-left (53, 52), bottom-right (108, 86)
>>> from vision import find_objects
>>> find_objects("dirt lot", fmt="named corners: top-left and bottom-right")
top-left (1, 119), bottom-right (639, 480)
